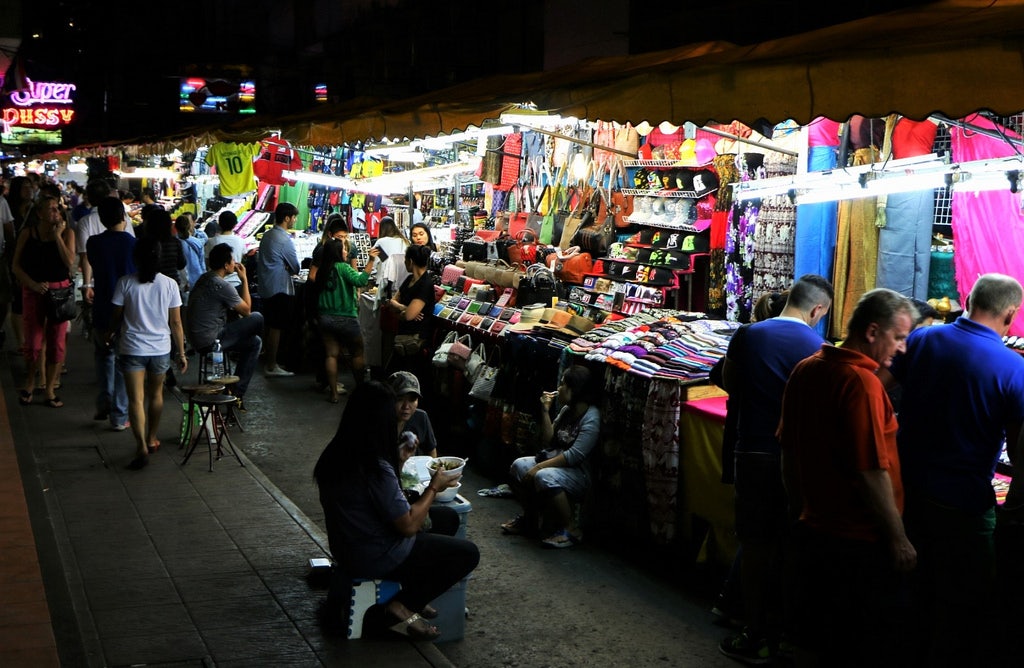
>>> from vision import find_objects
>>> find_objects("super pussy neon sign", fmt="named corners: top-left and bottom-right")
top-left (2, 78), bottom-right (77, 132)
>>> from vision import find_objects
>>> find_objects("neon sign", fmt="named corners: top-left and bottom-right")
top-left (2, 78), bottom-right (77, 136)
top-left (10, 79), bottom-right (76, 106)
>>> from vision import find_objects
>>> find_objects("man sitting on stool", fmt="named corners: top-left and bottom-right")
top-left (187, 243), bottom-right (263, 410)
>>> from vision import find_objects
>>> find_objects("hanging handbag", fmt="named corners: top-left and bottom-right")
top-left (559, 183), bottom-right (597, 250)
top-left (432, 331), bottom-right (458, 367)
top-left (572, 175), bottom-right (615, 255)
top-left (468, 346), bottom-right (502, 402)
top-left (553, 247), bottom-right (594, 284)
top-left (539, 162), bottom-right (568, 245)
top-left (45, 284), bottom-right (78, 323)
top-left (446, 334), bottom-right (474, 371)
top-left (465, 341), bottom-right (488, 383)
top-left (610, 158), bottom-right (635, 229)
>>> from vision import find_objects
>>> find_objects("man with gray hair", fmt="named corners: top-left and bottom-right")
top-left (779, 287), bottom-right (917, 666)
top-left (883, 272), bottom-right (1024, 666)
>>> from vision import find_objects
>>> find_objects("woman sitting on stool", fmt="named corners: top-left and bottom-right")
top-left (502, 365), bottom-right (602, 548)
top-left (314, 381), bottom-right (479, 640)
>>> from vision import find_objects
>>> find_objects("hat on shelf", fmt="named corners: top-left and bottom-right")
top-left (678, 169), bottom-right (720, 198)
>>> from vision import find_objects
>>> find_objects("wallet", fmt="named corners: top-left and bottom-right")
top-left (480, 317), bottom-right (495, 331)
top-left (456, 297), bottom-right (471, 310)
top-left (490, 320), bottom-right (508, 335)
top-left (458, 311), bottom-right (475, 325)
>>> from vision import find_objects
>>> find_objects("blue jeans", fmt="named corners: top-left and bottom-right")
top-left (93, 330), bottom-right (128, 427)
top-left (219, 312), bottom-right (263, 398)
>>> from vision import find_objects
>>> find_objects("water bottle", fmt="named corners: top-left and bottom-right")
top-left (210, 339), bottom-right (225, 380)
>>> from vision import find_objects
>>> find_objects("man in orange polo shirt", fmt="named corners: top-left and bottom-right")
top-left (777, 288), bottom-right (917, 667)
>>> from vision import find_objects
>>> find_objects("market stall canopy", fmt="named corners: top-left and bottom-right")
top-left (264, 0), bottom-right (1024, 146)
top-left (41, 0), bottom-right (1024, 157)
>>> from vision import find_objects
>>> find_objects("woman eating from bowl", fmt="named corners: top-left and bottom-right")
top-left (315, 381), bottom-right (479, 640)
top-left (502, 365), bottom-right (602, 548)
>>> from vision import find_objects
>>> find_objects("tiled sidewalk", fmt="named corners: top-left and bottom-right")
top-left (0, 334), bottom-right (452, 667)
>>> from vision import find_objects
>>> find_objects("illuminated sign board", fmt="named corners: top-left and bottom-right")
top-left (1, 78), bottom-right (76, 146)
top-left (179, 77), bottom-right (255, 114)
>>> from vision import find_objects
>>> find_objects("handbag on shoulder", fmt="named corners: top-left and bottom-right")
top-left (45, 284), bottom-right (78, 323)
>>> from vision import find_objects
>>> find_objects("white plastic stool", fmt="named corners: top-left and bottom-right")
top-left (347, 578), bottom-right (401, 639)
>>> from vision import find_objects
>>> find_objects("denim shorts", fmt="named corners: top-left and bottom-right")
top-left (509, 456), bottom-right (589, 500)
top-left (116, 353), bottom-right (171, 375)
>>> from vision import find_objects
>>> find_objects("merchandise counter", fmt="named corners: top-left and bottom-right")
top-left (679, 396), bottom-right (736, 565)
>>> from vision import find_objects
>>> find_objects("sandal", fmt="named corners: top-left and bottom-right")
top-left (501, 515), bottom-right (530, 536)
top-left (388, 612), bottom-right (441, 641)
top-left (45, 396), bottom-right (64, 408)
top-left (18, 390), bottom-right (32, 405)
top-left (148, 440), bottom-right (161, 453)
top-left (541, 529), bottom-right (578, 549)
top-left (420, 605), bottom-right (438, 620)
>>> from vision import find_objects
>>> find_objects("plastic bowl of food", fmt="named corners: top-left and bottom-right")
top-left (428, 456), bottom-right (466, 477)
top-left (435, 481), bottom-right (462, 503)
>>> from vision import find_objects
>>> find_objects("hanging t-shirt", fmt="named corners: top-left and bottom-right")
top-left (205, 142), bottom-right (260, 196)
top-left (252, 136), bottom-right (303, 186)
top-left (891, 118), bottom-right (938, 159)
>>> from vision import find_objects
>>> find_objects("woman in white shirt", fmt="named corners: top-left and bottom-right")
top-left (109, 237), bottom-right (188, 470)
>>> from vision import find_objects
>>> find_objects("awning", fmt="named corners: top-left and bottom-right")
top-left (38, 0), bottom-right (1024, 157)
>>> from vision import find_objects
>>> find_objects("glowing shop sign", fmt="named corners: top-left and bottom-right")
top-left (9, 79), bottom-right (77, 106)
top-left (2, 78), bottom-right (77, 134)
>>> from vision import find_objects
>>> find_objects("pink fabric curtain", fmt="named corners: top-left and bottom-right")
top-left (950, 114), bottom-right (1024, 337)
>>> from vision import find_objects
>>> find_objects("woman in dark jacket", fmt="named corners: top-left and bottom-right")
top-left (314, 382), bottom-right (479, 640)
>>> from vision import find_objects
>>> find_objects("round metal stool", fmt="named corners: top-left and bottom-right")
top-left (179, 383), bottom-right (225, 449)
top-left (181, 394), bottom-right (244, 472)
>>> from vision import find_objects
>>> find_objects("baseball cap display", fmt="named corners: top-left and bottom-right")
top-left (678, 169), bottom-right (720, 198)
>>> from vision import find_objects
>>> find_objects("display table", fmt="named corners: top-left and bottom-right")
top-left (679, 395), bottom-right (736, 566)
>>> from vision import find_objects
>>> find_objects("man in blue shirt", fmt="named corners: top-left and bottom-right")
top-left (86, 196), bottom-right (136, 430)
top-left (719, 274), bottom-right (833, 664)
top-left (257, 202), bottom-right (300, 376)
top-left (883, 272), bottom-right (1024, 666)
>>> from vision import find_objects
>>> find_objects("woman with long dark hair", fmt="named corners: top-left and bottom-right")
top-left (108, 237), bottom-right (188, 469)
top-left (314, 381), bottom-right (479, 640)
top-left (315, 237), bottom-right (379, 402)
top-left (503, 365), bottom-right (602, 548)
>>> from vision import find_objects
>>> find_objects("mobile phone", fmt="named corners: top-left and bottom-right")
top-left (374, 244), bottom-right (388, 261)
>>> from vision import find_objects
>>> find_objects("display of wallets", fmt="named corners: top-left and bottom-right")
top-left (447, 308), bottom-right (462, 321)
top-left (509, 311), bottom-right (521, 324)
top-left (496, 288), bottom-right (513, 307)
top-left (468, 301), bottom-right (486, 314)
top-left (480, 317), bottom-right (495, 331)
top-left (499, 307), bottom-right (515, 321)
top-left (458, 311), bottom-right (475, 325)
top-left (488, 304), bottom-right (504, 317)
top-left (438, 307), bottom-right (454, 319)
top-left (433, 303), bottom-right (445, 316)
top-left (490, 320), bottom-right (508, 335)
top-left (456, 297), bottom-right (471, 310)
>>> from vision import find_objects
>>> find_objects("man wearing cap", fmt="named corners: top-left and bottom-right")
top-left (388, 371), bottom-right (438, 458)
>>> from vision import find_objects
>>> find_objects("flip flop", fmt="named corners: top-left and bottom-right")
top-left (148, 440), bottom-right (161, 453)
top-left (45, 396), bottom-right (64, 408)
top-left (420, 605), bottom-right (438, 620)
top-left (18, 390), bottom-right (32, 405)
top-left (387, 612), bottom-right (440, 641)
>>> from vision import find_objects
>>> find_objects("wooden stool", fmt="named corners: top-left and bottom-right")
top-left (181, 394), bottom-right (244, 472)
top-left (179, 383), bottom-right (225, 448)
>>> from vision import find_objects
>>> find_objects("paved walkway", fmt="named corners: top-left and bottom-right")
top-left (0, 331), bottom-right (452, 667)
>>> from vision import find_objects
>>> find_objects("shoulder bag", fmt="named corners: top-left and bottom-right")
top-left (432, 331), bottom-right (458, 367)
top-left (446, 334), bottom-right (474, 372)
top-left (46, 283), bottom-right (78, 323)
top-left (468, 346), bottom-right (502, 402)
top-left (465, 341), bottom-right (488, 383)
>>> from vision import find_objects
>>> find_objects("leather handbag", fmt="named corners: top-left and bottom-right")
top-left (572, 179), bottom-right (615, 255)
top-left (516, 264), bottom-right (557, 307)
top-left (559, 175), bottom-right (598, 250)
top-left (465, 341), bottom-right (488, 383)
top-left (610, 159), bottom-right (634, 228)
top-left (45, 285), bottom-right (78, 323)
top-left (468, 346), bottom-right (501, 402)
top-left (441, 263), bottom-right (465, 286)
top-left (554, 246), bottom-right (594, 284)
top-left (446, 334), bottom-right (474, 371)
top-left (432, 331), bottom-right (458, 367)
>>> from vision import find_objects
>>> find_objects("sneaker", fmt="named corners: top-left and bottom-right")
top-left (235, 398), bottom-right (247, 413)
top-left (265, 366), bottom-right (294, 377)
top-left (111, 422), bottom-right (129, 432)
top-left (719, 630), bottom-right (772, 665)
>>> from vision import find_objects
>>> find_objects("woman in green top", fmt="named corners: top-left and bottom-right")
top-left (316, 239), bottom-right (379, 403)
